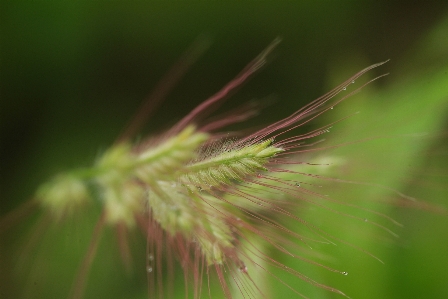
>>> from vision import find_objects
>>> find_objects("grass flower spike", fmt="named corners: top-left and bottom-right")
top-left (2, 39), bottom-right (423, 299)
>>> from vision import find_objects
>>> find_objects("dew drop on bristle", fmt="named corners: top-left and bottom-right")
top-left (148, 254), bottom-right (154, 261)
top-left (352, 80), bottom-right (355, 83)
top-left (343, 87), bottom-right (347, 90)
top-left (147, 266), bottom-right (153, 273)
top-left (342, 272), bottom-right (348, 276)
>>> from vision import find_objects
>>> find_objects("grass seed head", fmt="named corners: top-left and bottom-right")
top-left (2, 39), bottom-right (429, 299)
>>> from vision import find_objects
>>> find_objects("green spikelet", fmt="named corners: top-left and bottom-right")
top-left (36, 174), bottom-right (90, 220)
top-left (135, 126), bottom-right (209, 181)
top-left (148, 180), bottom-right (235, 265)
top-left (179, 139), bottom-right (284, 191)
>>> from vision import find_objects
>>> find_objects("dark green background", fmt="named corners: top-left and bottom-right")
top-left (1, 2), bottom-right (448, 299)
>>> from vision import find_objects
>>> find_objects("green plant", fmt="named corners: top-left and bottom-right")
top-left (2, 22), bottom-right (448, 298)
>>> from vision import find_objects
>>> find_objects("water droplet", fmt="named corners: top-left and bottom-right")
top-left (351, 80), bottom-right (355, 84)
top-left (330, 106), bottom-right (334, 110)
top-left (239, 266), bottom-right (248, 273)
top-left (148, 254), bottom-right (154, 261)
top-left (342, 271), bottom-right (348, 276)
top-left (147, 266), bottom-right (153, 273)
top-left (295, 183), bottom-right (301, 187)
top-left (343, 87), bottom-right (347, 91)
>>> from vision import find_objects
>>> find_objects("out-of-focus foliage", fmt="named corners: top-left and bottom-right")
top-left (271, 15), bottom-right (448, 299)
top-left (1, 2), bottom-right (447, 299)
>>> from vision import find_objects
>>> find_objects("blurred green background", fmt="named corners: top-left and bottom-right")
top-left (1, 2), bottom-right (448, 299)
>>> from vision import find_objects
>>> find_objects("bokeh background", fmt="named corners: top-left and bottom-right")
top-left (1, 2), bottom-right (448, 299)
